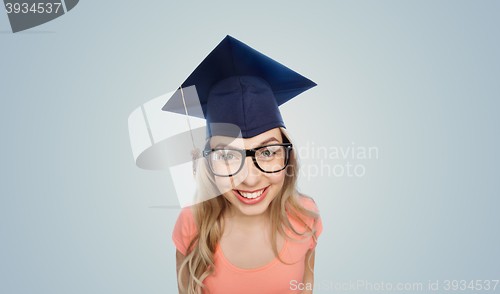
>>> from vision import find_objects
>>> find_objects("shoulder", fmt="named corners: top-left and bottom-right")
top-left (287, 195), bottom-right (321, 230)
top-left (290, 195), bottom-right (324, 249)
top-left (172, 206), bottom-right (198, 255)
top-left (297, 195), bottom-right (320, 213)
top-left (300, 196), bottom-right (323, 242)
top-left (178, 205), bottom-right (195, 221)
top-left (174, 206), bottom-right (197, 234)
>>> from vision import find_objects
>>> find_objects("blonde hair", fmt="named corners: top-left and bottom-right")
top-left (177, 127), bottom-right (320, 294)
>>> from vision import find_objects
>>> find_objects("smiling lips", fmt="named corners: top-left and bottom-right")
top-left (232, 186), bottom-right (270, 204)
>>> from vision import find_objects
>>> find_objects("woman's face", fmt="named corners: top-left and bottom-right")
top-left (210, 128), bottom-right (286, 216)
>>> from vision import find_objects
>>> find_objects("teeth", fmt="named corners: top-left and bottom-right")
top-left (238, 188), bottom-right (266, 199)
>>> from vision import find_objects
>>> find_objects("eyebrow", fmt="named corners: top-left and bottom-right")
top-left (214, 136), bottom-right (280, 149)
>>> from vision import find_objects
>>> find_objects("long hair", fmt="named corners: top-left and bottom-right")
top-left (177, 127), bottom-right (320, 294)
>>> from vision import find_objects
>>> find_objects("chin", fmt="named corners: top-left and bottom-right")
top-left (234, 201), bottom-right (272, 216)
top-left (223, 186), bottom-right (281, 216)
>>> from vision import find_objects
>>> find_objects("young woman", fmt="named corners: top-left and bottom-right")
top-left (165, 36), bottom-right (323, 294)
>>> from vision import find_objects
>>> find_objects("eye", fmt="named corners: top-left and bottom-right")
top-left (221, 153), bottom-right (236, 160)
top-left (261, 149), bottom-right (273, 157)
top-left (258, 146), bottom-right (280, 159)
top-left (212, 150), bottom-right (241, 162)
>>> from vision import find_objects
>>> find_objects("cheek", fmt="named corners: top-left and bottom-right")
top-left (266, 172), bottom-right (285, 201)
top-left (215, 178), bottom-right (238, 203)
top-left (214, 177), bottom-right (232, 194)
top-left (214, 177), bottom-right (244, 196)
top-left (213, 170), bottom-right (248, 192)
top-left (268, 171), bottom-right (285, 186)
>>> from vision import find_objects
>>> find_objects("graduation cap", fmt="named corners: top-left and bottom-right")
top-left (130, 35), bottom-right (316, 207)
top-left (161, 35), bottom-right (317, 139)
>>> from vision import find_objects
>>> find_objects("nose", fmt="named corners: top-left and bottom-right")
top-left (238, 156), bottom-right (262, 187)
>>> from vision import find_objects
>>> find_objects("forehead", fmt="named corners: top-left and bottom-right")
top-left (209, 128), bottom-right (282, 149)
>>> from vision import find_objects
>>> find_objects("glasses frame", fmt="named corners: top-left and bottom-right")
top-left (202, 143), bottom-right (293, 177)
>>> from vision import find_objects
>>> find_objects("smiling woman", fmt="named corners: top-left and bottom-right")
top-left (167, 35), bottom-right (323, 294)
top-left (211, 128), bottom-right (289, 215)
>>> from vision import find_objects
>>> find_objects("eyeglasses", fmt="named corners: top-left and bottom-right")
top-left (202, 143), bottom-right (293, 177)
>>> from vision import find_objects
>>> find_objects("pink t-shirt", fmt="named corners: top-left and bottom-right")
top-left (172, 197), bottom-right (323, 294)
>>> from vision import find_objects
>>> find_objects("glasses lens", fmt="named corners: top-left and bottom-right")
top-left (207, 149), bottom-right (243, 176)
top-left (255, 145), bottom-right (287, 172)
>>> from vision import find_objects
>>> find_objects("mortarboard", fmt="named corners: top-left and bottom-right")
top-left (161, 35), bottom-right (317, 139)
top-left (128, 35), bottom-right (317, 207)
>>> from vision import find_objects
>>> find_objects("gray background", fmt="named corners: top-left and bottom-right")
top-left (1, 1), bottom-right (499, 293)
